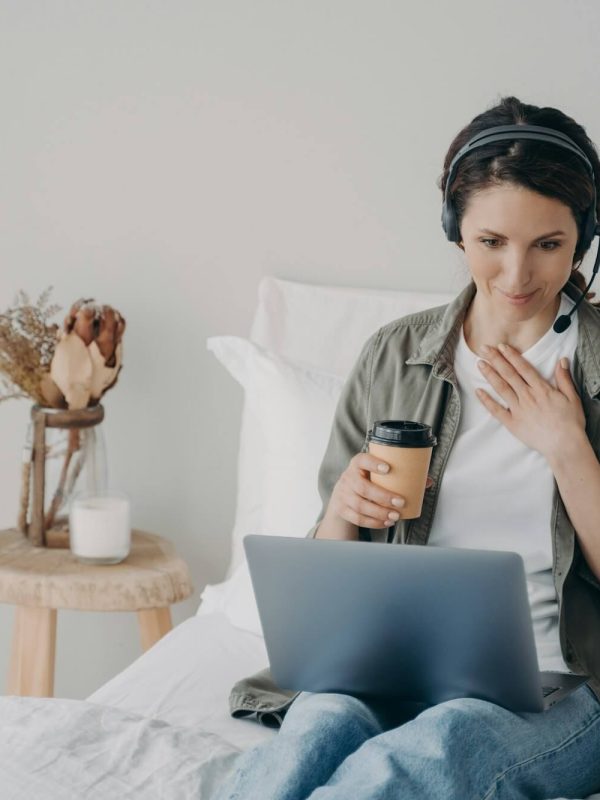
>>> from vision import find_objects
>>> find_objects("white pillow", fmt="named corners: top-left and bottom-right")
top-left (199, 336), bottom-right (345, 631)
top-left (199, 561), bottom-right (263, 637)
top-left (199, 279), bottom-right (461, 634)
top-left (250, 275), bottom-right (459, 373)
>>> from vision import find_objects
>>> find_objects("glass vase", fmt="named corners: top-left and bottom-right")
top-left (18, 404), bottom-right (108, 548)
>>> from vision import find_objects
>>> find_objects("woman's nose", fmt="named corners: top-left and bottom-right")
top-left (501, 252), bottom-right (533, 288)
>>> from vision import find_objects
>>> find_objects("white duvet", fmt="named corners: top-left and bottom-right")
top-left (0, 696), bottom-right (240, 799)
top-left (0, 612), bottom-right (276, 799)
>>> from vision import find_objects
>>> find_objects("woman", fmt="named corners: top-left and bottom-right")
top-left (217, 96), bottom-right (600, 799)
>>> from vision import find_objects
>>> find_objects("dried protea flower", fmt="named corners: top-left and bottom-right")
top-left (45, 300), bottom-right (126, 410)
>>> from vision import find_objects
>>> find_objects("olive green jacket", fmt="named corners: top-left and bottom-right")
top-left (229, 278), bottom-right (600, 727)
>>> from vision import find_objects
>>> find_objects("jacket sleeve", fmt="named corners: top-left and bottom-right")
top-left (305, 329), bottom-right (380, 540)
top-left (228, 666), bottom-right (302, 728)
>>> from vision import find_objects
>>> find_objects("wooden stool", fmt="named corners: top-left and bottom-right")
top-left (0, 528), bottom-right (194, 697)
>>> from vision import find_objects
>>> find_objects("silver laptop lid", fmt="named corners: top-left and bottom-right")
top-left (244, 535), bottom-right (546, 713)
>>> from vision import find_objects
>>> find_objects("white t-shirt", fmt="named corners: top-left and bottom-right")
top-left (428, 291), bottom-right (578, 672)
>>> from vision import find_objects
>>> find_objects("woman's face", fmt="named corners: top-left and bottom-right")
top-left (458, 183), bottom-right (579, 316)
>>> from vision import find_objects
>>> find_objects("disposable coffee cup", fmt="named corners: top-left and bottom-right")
top-left (367, 420), bottom-right (437, 519)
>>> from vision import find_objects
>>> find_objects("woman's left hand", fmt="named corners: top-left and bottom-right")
top-left (475, 343), bottom-right (587, 460)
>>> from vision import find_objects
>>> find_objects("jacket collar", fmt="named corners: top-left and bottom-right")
top-left (406, 277), bottom-right (600, 398)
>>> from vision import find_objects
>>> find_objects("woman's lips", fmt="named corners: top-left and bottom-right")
top-left (500, 289), bottom-right (537, 305)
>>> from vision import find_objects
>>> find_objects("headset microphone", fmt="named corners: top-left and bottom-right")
top-left (553, 229), bottom-right (600, 332)
top-left (441, 124), bottom-right (600, 334)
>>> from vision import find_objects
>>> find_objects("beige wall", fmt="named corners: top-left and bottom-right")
top-left (0, 0), bottom-right (599, 698)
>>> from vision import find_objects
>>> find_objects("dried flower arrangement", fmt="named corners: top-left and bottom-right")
top-left (0, 287), bottom-right (61, 405)
top-left (0, 287), bottom-right (127, 547)
top-left (0, 287), bottom-right (125, 410)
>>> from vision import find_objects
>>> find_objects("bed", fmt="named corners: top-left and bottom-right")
top-left (1, 275), bottom-right (598, 800)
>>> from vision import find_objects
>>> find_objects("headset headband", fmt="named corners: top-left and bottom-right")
top-left (441, 124), bottom-right (598, 251)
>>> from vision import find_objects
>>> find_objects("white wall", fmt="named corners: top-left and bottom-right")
top-left (0, 0), bottom-right (599, 698)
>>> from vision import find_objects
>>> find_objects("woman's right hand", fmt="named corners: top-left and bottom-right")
top-left (325, 452), bottom-right (434, 529)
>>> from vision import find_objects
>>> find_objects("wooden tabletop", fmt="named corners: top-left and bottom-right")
top-left (0, 528), bottom-right (194, 611)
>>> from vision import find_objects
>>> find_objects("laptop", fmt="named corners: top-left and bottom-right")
top-left (243, 535), bottom-right (589, 713)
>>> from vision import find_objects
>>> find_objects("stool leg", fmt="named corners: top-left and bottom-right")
top-left (137, 607), bottom-right (172, 652)
top-left (7, 606), bottom-right (57, 697)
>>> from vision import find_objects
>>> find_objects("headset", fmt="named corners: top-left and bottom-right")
top-left (441, 124), bottom-right (600, 333)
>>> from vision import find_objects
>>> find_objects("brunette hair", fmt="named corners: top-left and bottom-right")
top-left (438, 95), bottom-right (600, 304)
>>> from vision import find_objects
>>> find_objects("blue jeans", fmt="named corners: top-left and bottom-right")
top-left (216, 685), bottom-right (600, 800)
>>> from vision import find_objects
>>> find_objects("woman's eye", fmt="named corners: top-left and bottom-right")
top-left (479, 238), bottom-right (561, 251)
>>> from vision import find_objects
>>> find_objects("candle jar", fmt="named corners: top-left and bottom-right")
top-left (69, 489), bottom-right (131, 565)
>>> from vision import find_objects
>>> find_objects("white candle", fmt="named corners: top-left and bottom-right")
top-left (69, 491), bottom-right (131, 565)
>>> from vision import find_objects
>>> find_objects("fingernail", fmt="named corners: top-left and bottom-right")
top-left (561, 357), bottom-right (569, 369)
top-left (388, 511), bottom-right (400, 521)
top-left (377, 464), bottom-right (389, 473)
top-left (391, 498), bottom-right (404, 508)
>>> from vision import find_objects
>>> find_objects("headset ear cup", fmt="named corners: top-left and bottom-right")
top-left (442, 201), bottom-right (460, 243)
top-left (440, 205), bottom-right (448, 237)
top-left (581, 207), bottom-right (599, 253)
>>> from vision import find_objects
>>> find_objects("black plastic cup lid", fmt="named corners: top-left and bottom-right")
top-left (367, 420), bottom-right (437, 448)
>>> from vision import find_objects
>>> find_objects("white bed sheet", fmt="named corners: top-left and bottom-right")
top-left (88, 611), bottom-right (276, 753)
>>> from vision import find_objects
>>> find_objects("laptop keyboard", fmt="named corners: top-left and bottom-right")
top-left (542, 686), bottom-right (560, 697)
